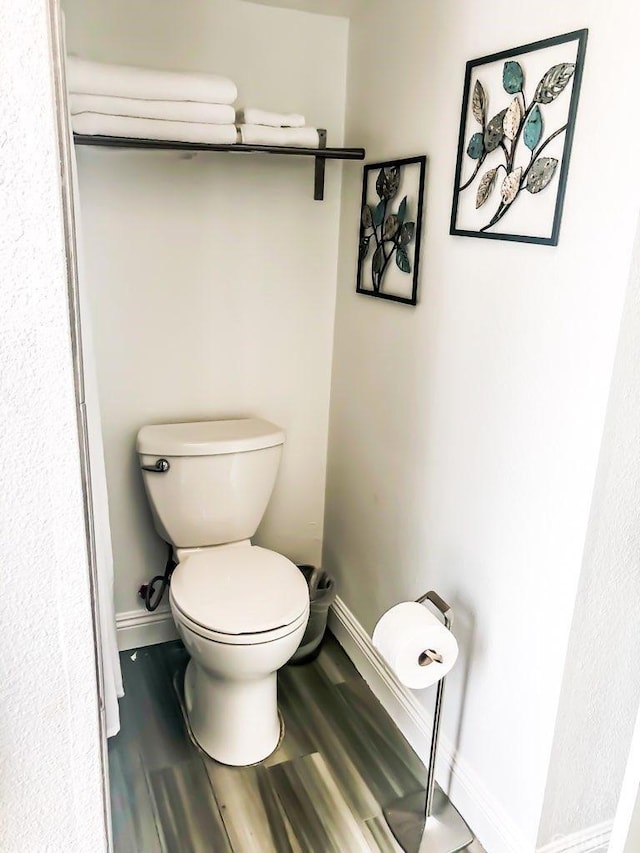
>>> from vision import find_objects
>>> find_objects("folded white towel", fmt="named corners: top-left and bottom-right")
top-left (239, 124), bottom-right (320, 148)
top-left (67, 56), bottom-right (237, 106)
top-left (239, 108), bottom-right (305, 128)
top-left (70, 94), bottom-right (235, 125)
top-left (73, 113), bottom-right (238, 145)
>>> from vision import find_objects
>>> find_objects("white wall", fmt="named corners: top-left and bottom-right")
top-left (63, 0), bottom-right (349, 615)
top-left (0, 1), bottom-right (106, 849)
top-left (324, 1), bottom-right (640, 850)
top-left (537, 216), bottom-right (640, 846)
top-left (610, 697), bottom-right (640, 853)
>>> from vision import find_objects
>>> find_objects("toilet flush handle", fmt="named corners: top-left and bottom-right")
top-left (141, 458), bottom-right (170, 473)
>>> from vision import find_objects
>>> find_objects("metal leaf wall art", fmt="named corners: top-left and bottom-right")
top-left (357, 156), bottom-right (426, 306)
top-left (450, 30), bottom-right (588, 245)
top-left (467, 62), bottom-right (571, 228)
top-left (361, 167), bottom-right (414, 290)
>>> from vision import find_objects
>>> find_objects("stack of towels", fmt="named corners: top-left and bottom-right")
top-left (237, 108), bottom-right (320, 149)
top-left (67, 57), bottom-right (238, 145)
top-left (67, 57), bottom-right (321, 150)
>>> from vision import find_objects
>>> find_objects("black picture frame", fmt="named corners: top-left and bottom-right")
top-left (356, 155), bottom-right (426, 306)
top-left (450, 29), bottom-right (588, 246)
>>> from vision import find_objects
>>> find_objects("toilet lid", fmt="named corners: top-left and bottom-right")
top-left (170, 546), bottom-right (309, 635)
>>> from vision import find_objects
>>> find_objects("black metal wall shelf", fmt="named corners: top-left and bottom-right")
top-left (73, 128), bottom-right (365, 201)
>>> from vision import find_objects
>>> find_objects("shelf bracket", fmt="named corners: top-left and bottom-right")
top-left (314, 129), bottom-right (327, 201)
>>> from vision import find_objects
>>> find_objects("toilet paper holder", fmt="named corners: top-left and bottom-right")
top-left (383, 590), bottom-right (474, 853)
top-left (416, 590), bottom-right (453, 822)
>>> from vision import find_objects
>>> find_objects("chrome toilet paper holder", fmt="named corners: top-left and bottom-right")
top-left (384, 590), bottom-right (474, 853)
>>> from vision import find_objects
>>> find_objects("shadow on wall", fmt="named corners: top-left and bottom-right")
top-left (106, 431), bottom-right (168, 608)
top-left (443, 592), bottom-right (476, 792)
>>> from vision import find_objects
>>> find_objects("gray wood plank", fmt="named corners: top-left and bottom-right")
top-left (108, 743), bottom-right (162, 853)
top-left (362, 815), bottom-right (405, 852)
top-left (278, 663), bottom-right (402, 819)
top-left (268, 752), bottom-right (373, 853)
top-left (117, 646), bottom-right (193, 772)
top-left (335, 678), bottom-right (426, 805)
top-left (313, 632), bottom-right (360, 685)
top-left (147, 759), bottom-right (232, 853)
top-left (203, 760), bottom-right (299, 853)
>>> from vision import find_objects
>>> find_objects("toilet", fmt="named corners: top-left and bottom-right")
top-left (136, 418), bottom-right (310, 766)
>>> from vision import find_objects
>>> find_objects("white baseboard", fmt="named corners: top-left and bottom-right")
top-left (536, 821), bottom-right (612, 853)
top-left (116, 606), bottom-right (178, 651)
top-left (328, 596), bottom-right (531, 853)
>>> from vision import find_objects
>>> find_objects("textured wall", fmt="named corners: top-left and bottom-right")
top-left (0, 1), bottom-right (106, 850)
top-left (537, 218), bottom-right (640, 845)
top-left (324, 1), bottom-right (640, 850)
top-left (63, 0), bottom-right (349, 616)
top-left (609, 703), bottom-right (640, 851)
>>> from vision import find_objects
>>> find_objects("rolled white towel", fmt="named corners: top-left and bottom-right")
top-left (73, 113), bottom-right (238, 145)
top-left (70, 94), bottom-right (235, 125)
top-left (238, 107), bottom-right (305, 128)
top-left (239, 124), bottom-right (320, 148)
top-left (67, 56), bottom-right (237, 106)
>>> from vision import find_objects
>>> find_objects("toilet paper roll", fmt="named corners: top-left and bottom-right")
top-left (372, 602), bottom-right (459, 690)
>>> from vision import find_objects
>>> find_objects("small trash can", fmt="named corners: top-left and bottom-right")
top-left (290, 565), bottom-right (337, 664)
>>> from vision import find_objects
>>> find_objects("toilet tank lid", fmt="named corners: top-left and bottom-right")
top-left (136, 418), bottom-right (285, 457)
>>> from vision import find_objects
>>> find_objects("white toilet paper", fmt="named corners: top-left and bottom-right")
top-left (372, 601), bottom-right (459, 690)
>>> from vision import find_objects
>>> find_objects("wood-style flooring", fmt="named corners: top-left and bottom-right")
top-left (109, 635), bottom-right (483, 852)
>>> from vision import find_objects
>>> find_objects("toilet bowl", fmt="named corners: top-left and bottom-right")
top-left (169, 543), bottom-right (309, 765)
top-left (136, 417), bottom-right (310, 766)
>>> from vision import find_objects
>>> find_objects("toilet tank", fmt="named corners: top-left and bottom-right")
top-left (136, 419), bottom-right (285, 549)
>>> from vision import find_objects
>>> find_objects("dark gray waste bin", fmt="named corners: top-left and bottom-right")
top-left (290, 565), bottom-right (337, 664)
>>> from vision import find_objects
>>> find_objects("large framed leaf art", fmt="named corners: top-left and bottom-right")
top-left (450, 29), bottom-right (588, 245)
top-left (357, 156), bottom-right (426, 305)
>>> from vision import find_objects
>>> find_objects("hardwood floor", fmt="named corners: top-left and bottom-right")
top-left (109, 635), bottom-right (483, 852)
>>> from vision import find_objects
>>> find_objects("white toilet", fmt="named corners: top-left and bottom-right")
top-left (136, 418), bottom-right (310, 766)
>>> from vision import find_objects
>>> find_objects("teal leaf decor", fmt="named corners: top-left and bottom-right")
top-left (466, 132), bottom-right (484, 160)
top-left (526, 157), bottom-right (558, 193)
top-left (523, 105), bottom-right (543, 150)
top-left (503, 60), bottom-right (524, 94)
top-left (397, 196), bottom-right (407, 223)
top-left (376, 166), bottom-right (401, 200)
top-left (361, 205), bottom-right (373, 228)
top-left (373, 200), bottom-right (385, 227)
top-left (396, 247), bottom-right (411, 273)
top-left (484, 109), bottom-right (507, 152)
top-left (534, 63), bottom-right (576, 104)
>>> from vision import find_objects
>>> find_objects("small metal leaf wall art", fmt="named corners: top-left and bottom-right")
top-left (357, 156), bottom-right (426, 305)
top-left (450, 29), bottom-right (588, 245)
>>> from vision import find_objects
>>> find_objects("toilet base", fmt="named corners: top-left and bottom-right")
top-left (183, 659), bottom-right (282, 766)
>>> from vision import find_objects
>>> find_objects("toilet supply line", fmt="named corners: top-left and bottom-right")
top-left (138, 541), bottom-right (176, 611)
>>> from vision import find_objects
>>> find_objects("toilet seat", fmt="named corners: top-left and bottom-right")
top-left (171, 597), bottom-right (309, 646)
top-left (170, 544), bottom-right (309, 644)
